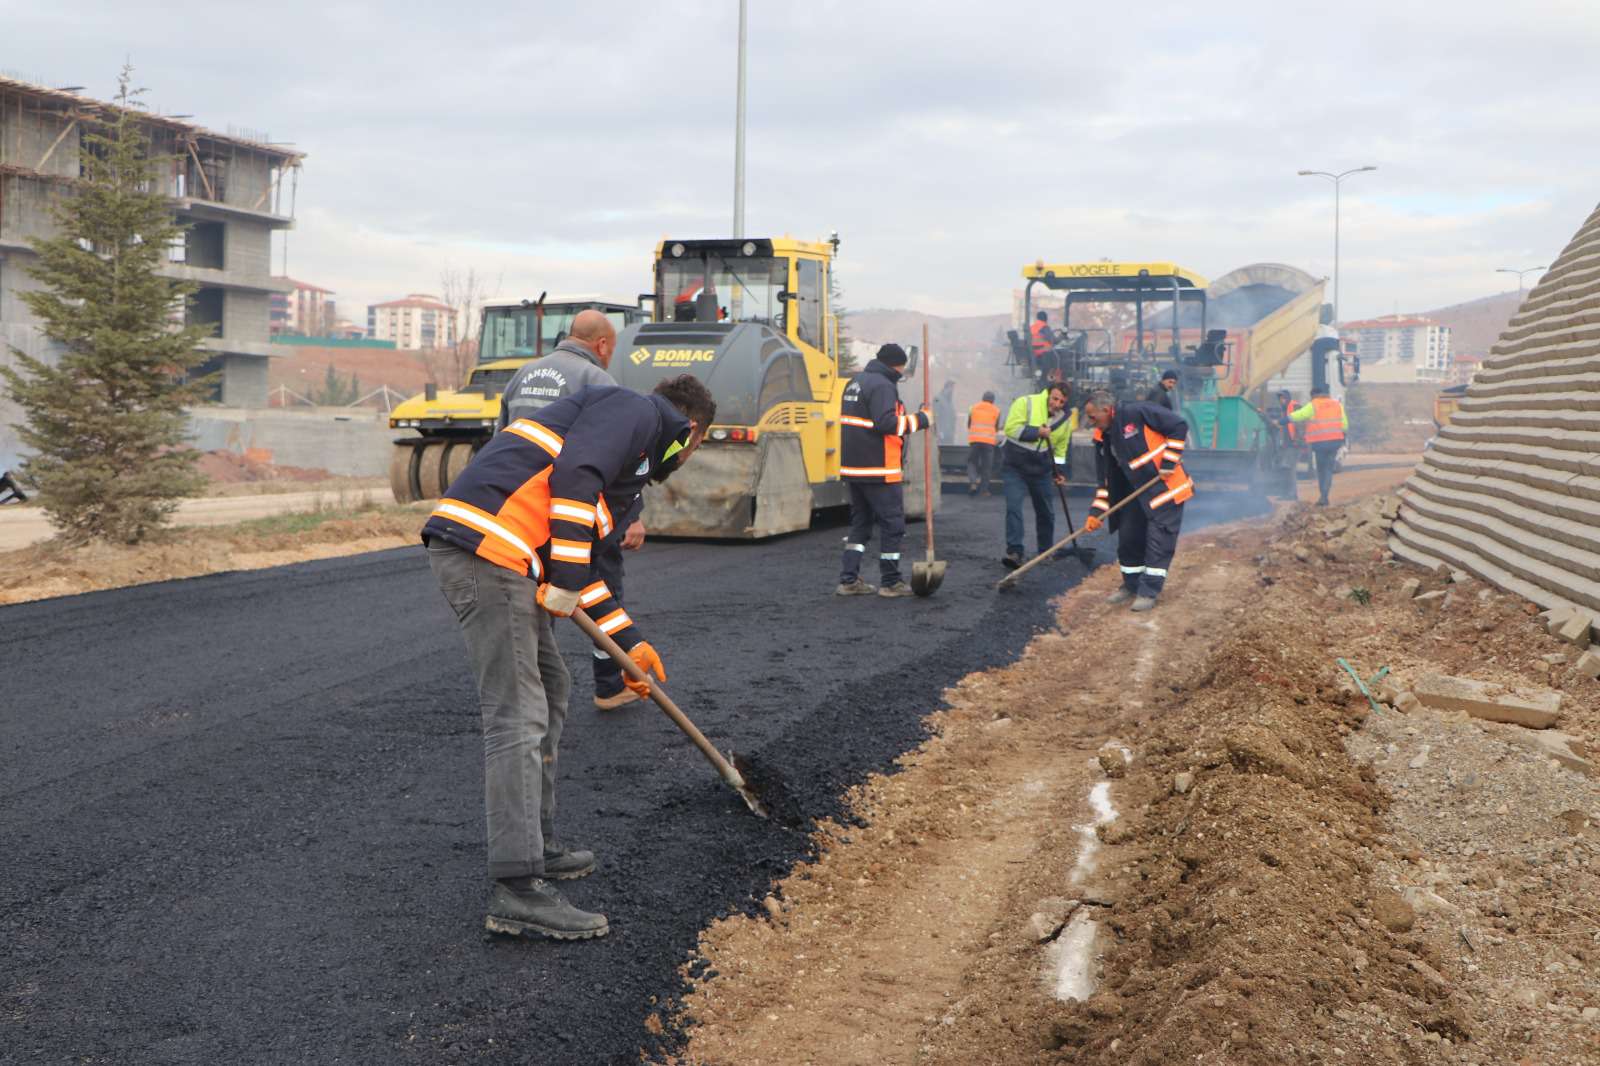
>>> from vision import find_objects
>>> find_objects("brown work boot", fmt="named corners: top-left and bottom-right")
top-left (878, 581), bottom-right (915, 598)
top-left (1105, 587), bottom-right (1135, 605)
top-left (1130, 595), bottom-right (1158, 612)
top-left (594, 689), bottom-right (640, 711)
top-left (835, 578), bottom-right (877, 596)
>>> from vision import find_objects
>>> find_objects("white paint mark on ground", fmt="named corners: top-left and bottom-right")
top-left (1044, 780), bottom-right (1120, 1001)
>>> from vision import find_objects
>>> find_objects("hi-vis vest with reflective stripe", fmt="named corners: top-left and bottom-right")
top-left (967, 401), bottom-right (1000, 445)
top-left (1030, 320), bottom-right (1050, 357)
top-left (1090, 406), bottom-right (1195, 512)
top-left (839, 360), bottom-right (927, 483)
top-left (1304, 396), bottom-right (1346, 444)
top-left (428, 419), bottom-right (615, 580)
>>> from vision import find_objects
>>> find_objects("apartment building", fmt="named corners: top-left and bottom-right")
top-left (367, 294), bottom-right (457, 350)
top-left (270, 278), bottom-right (336, 337)
top-left (1340, 315), bottom-right (1452, 383)
top-left (0, 75), bottom-right (303, 428)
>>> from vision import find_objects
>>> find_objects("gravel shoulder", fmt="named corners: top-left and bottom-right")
top-left (671, 490), bottom-right (1600, 1065)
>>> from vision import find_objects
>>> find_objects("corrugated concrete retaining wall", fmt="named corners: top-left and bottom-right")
top-left (1390, 202), bottom-right (1600, 617)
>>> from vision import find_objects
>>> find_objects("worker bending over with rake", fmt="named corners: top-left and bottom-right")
top-left (497, 309), bottom-right (649, 711)
top-left (422, 377), bottom-right (715, 941)
top-left (1082, 388), bottom-right (1194, 612)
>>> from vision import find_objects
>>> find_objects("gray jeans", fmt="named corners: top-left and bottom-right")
top-left (427, 540), bottom-right (572, 879)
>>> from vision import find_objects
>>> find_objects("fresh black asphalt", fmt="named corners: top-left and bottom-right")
top-left (0, 491), bottom-right (1262, 1064)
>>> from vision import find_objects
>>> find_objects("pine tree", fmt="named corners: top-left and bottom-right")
top-left (0, 66), bottom-right (212, 543)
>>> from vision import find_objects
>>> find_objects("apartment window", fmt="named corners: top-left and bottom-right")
top-left (188, 287), bottom-right (225, 335)
top-left (181, 221), bottom-right (226, 269)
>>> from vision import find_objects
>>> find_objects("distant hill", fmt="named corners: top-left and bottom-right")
top-left (1416, 290), bottom-right (1527, 356)
top-left (845, 309), bottom-right (1012, 354)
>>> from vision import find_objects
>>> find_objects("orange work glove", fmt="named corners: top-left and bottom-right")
top-left (624, 641), bottom-right (666, 698)
top-left (536, 584), bottom-right (580, 617)
top-left (1084, 513), bottom-right (1103, 533)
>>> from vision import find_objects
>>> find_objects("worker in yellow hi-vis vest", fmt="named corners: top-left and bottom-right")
top-left (1289, 384), bottom-right (1348, 506)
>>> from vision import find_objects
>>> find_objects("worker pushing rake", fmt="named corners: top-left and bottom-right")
top-left (1000, 388), bottom-right (1194, 611)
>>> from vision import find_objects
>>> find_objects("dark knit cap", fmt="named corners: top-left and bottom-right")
top-left (877, 343), bottom-right (908, 367)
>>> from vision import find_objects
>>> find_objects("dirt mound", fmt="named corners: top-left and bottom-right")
top-left (673, 494), bottom-right (1600, 1065)
top-left (196, 449), bottom-right (333, 484)
top-left (1043, 617), bottom-right (1466, 1063)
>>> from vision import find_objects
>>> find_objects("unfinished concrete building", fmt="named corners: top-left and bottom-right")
top-left (0, 76), bottom-right (303, 462)
top-left (1391, 201), bottom-right (1600, 618)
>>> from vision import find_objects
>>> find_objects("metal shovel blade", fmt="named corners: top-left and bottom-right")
top-left (911, 558), bottom-right (947, 597)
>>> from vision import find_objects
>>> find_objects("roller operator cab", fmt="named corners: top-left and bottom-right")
top-left (387, 297), bottom-right (648, 503)
top-left (611, 236), bottom-right (935, 538)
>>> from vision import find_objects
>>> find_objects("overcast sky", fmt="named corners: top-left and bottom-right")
top-left (5, 0), bottom-right (1597, 327)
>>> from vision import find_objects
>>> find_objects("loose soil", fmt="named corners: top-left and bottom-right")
top-left (0, 502), bottom-right (425, 605)
top-left (672, 489), bottom-right (1600, 1064)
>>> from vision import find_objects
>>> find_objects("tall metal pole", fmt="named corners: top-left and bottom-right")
top-left (1333, 179), bottom-right (1341, 324)
top-left (1298, 166), bottom-right (1377, 325)
top-left (1496, 266), bottom-right (1545, 293)
top-left (732, 0), bottom-right (747, 238)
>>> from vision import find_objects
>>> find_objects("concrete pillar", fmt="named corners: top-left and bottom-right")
top-left (220, 353), bottom-right (270, 408)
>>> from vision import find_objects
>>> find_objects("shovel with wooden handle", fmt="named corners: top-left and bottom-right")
top-left (911, 322), bottom-right (947, 597)
top-left (1054, 479), bottom-right (1096, 569)
top-left (997, 477), bottom-right (1161, 591)
top-left (570, 607), bottom-right (768, 818)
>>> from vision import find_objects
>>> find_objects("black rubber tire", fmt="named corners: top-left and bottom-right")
top-left (388, 443), bottom-right (419, 504)
top-left (417, 441), bottom-right (451, 500)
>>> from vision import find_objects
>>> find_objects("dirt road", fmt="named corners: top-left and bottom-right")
top-left (0, 487), bottom-right (392, 551)
top-left (0, 492), bottom-right (1265, 1064)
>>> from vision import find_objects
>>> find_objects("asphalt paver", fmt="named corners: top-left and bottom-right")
top-left (0, 492), bottom-right (1262, 1064)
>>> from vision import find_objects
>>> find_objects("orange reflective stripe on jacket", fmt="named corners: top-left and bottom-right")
top-left (1304, 396), bottom-right (1346, 444)
top-left (1140, 425), bottom-right (1194, 509)
top-left (967, 401), bottom-right (1000, 445)
top-left (432, 467), bottom-right (553, 575)
top-left (1030, 320), bottom-right (1050, 356)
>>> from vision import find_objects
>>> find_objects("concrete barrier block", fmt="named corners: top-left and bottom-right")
top-left (1413, 674), bottom-right (1561, 729)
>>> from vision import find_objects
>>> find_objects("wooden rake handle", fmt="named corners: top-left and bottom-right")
top-left (996, 477), bottom-right (1161, 590)
top-left (570, 607), bottom-right (747, 789)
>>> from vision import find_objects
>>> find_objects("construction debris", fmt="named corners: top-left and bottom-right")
top-left (1412, 673), bottom-right (1562, 729)
top-left (1495, 728), bottom-right (1595, 777)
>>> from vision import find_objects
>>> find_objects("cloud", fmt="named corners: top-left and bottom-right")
top-left (4, 0), bottom-right (1596, 323)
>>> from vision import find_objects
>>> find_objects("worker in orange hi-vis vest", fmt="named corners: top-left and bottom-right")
top-left (965, 391), bottom-right (1001, 496)
top-left (1288, 384), bottom-right (1348, 506)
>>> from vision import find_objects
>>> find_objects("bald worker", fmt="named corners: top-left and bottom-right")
top-left (497, 309), bottom-right (649, 709)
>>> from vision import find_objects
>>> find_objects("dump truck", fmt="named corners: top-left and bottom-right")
top-left (609, 236), bottom-right (936, 537)
top-left (387, 297), bottom-right (648, 502)
top-left (977, 261), bottom-right (1329, 496)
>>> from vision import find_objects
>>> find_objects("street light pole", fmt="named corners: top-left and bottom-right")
top-left (1297, 166), bottom-right (1378, 324)
top-left (732, 0), bottom-right (748, 238)
top-left (1496, 266), bottom-right (1545, 293)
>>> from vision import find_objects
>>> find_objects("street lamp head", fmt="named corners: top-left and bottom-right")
top-left (1297, 170), bottom-right (1316, 176)
top-left (1358, 166), bottom-right (1378, 172)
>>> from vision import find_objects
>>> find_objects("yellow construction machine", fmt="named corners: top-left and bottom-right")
top-left (609, 235), bottom-right (935, 537)
top-left (387, 297), bottom-right (648, 502)
top-left (1000, 260), bottom-right (1330, 496)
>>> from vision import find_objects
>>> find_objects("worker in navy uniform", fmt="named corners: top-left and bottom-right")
top-left (1081, 388), bottom-right (1195, 612)
top-left (422, 376), bottom-right (715, 941)
top-left (496, 309), bottom-right (649, 711)
top-left (1144, 368), bottom-right (1180, 411)
top-left (835, 343), bottom-right (932, 598)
